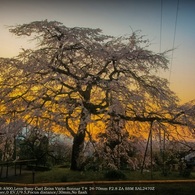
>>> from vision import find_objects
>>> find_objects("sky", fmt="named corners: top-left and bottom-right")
top-left (0, 0), bottom-right (194, 103)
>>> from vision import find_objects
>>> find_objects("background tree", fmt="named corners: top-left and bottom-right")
top-left (0, 20), bottom-right (194, 170)
top-left (18, 125), bottom-right (71, 166)
top-left (0, 115), bottom-right (24, 161)
top-left (18, 126), bottom-right (49, 166)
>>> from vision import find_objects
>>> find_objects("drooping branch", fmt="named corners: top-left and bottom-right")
top-left (109, 111), bottom-right (191, 127)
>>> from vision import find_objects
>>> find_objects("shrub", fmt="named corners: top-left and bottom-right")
top-left (104, 170), bottom-right (126, 180)
top-left (27, 165), bottom-right (51, 171)
top-left (61, 175), bottom-right (67, 182)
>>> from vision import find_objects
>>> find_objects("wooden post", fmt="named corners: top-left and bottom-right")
top-left (0, 165), bottom-right (3, 178)
top-left (20, 164), bottom-right (22, 175)
top-left (6, 162), bottom-right (8, 178)
top-left (32, 168), bottom-right (35, 184)
top-left (150, 122), bottom-right (153, 180)
top-left (162, 128), bottom-right (166, 175)
top-left (141, 123), bottom-right (153, 174)
top-left (15, 163), bottom-right (17, 176)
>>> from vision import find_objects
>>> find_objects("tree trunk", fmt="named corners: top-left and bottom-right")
top-left (70, 108), bottom-right (89, 171)
top-left (70, 131), bottom-right (86, 170)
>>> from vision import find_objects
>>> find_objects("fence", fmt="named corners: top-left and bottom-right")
top-left (0, 159), bottom-right (37, 182)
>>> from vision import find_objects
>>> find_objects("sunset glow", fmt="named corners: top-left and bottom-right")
top-left (0, 0), bottom-right (194, 103)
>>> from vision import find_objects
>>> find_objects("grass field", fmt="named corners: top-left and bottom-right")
top-left (0, 165), bottom-right (195, 183)
top-left (0, 166), bottom-right (195, 194)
